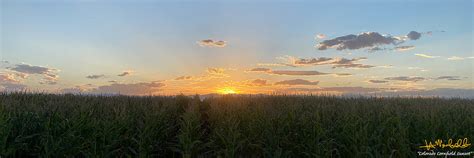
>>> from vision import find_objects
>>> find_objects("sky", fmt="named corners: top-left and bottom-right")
top-left (1, 0), bottom-right (473, 97)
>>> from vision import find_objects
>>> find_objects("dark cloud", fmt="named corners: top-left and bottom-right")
top-left (198, 39), bottom-right (227, 48)
top-left (275, 79), bottom-right (319, 86)
top-left (435, 76), bottom-right (461, 81)
top-left (175, 76), bottom-right (193, 80)
top-left (368, 80), bottom-right (389, 83)
top-left (317, 31), bottom-right (426, 51)
top-left (7, 64), bottom-right (59, 84)
top-left (384, 76), bottom-right (425, 82)
top-left (8, 64), bottom-right (55, 75)
top-left (407, 31), bottom-right (421, 40)
top-left (117, 71), bottom-right (132, 77)
top-left (317, 32), bottom-right (400, 51)
top-left (90, 81), bottom-right (165, 95)
top-left (86, 74), bottom-right (106, 79)
top-left (336, 73), bottom-right (352, 76)
top-left (367, 47), bottom-right (387, 52)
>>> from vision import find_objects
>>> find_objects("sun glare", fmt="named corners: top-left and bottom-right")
top-left (218, 87), bottom-right (238, 94)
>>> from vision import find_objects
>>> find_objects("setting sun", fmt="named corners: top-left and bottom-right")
top-left (218, 87), bottom-right (238, 94)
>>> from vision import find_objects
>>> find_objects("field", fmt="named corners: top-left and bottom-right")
top-left (0, 93), bottom-right (473, 157)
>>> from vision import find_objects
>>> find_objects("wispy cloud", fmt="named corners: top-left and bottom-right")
top-left (260, 56), bottom-right (374, 69)
top-left (271, 70), bottom-right (330, 76)
top-left (175, 76), bottom-right (193, 80)
top-left (117, 70), bottom-right (133, 77)
top-left (447, 56), bottom-right (464, 60)
top-left (245, 79), bottom-right (269, 86)
top-left (367, 80), bottom-right (388, 83)
top-left (90, 81), bottom-right (165, 95)
top-left (86, 74), bottom-right (106, 79)
top-left (315, 34), bottom-right (326, 39)
top-left (394, 45), bottom-right (415, 51)
top-left (247, 67), bottom-right (349, 76)
top-left (283, 86), bottom-right (382, 93)
top-left (435, 76), bottom-right (461, 81)
top-left (384, 76), bottom-right (425, 82)
top-left (197, 39), bottom-right (227, 48)
top-left (275, 79), bottom-right (319, 86)
top-left (415, 53), bottom-right (440, 59)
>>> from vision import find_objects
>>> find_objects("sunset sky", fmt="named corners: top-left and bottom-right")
top-left (1, 0), bottom-right (473, 96)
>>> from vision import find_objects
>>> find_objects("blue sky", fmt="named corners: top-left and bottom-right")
top-left (1, 0), bottom-right (473, 96)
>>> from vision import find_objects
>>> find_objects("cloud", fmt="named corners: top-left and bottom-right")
top-left (447, 56), bottom-right (464, 60)
top-left (175, 76), bottom-right (193, 80)
top-left (368, 45), bottom-right (415, 52)
top-left (247, 67), bottom-right (345, 76)
top-left (435, 76), bottom-right (461, 81)
top-left (284, 86), bottom-right (381, 93)
top-left (384, 76), bottom-right (425, 82)
top-left (86, 74), bottom-right (106, 79)
top-left (0, 73), bottom-right (20, 83)
top-left (406, 31), bottom-right (422, 40)
top-left (198, 39), bottom-right (227, 48)
top-left (315, 34), bottom-right (326, 39)
top-left (7, 63), bottom-right (60, 85)
top-left (408, 67), bottom-right (428, 72)
top-left (265, 56), bottom-right (374, 69)
top-left (8, 63), bottom-right (55, 75)
top-left (329, 57), bottom-right (374, 69)
top-left (207, 67), bottom-right (225, 74)
top-left (90, 81), bottom-right (165, 95)
top-left (7, 63), bottom-right (59, 82)
top-left (275, 79), bottom-right (319, 86)
top-left (270, 70), bottom-right (329, 76)
top-left (316, 31), bottom-right (427, 51)
top-left (335, 73), bottom-right (352, 76)
top-left (117, 70), bottom-right (132, 77)
top-left (247, 68), bottom-right (271, 72)
top-left (415, 53), bottom-right (440, 59)
top-left (316, 32), bottom-right (401, 51)
top-left (368, 80), bottom-right (389, 83)
top-left (246, 79), bottom-right (269, 86)
top-left (394, 45), bottom-right (415, 51)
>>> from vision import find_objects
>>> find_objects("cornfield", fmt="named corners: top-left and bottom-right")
top-left (0, 92), bottom-right (472, 157)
